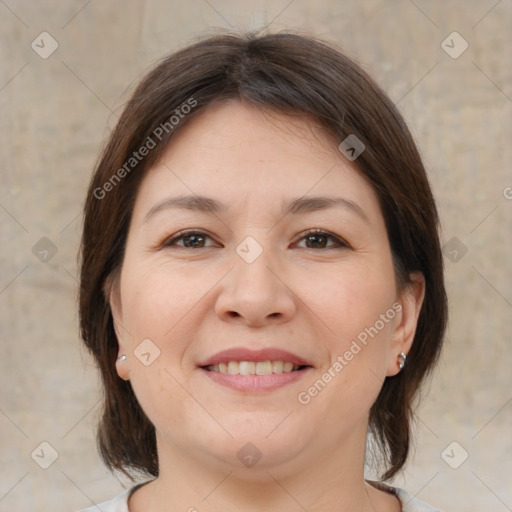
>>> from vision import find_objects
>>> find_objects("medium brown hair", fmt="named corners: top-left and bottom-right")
top-left (79, 30), bottom-right (447, 481)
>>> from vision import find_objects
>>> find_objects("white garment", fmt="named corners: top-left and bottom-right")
top-left (75, 481), bottom-right (441, 512)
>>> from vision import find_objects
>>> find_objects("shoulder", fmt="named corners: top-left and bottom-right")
top-left (74, 483), bottom-right (144, 512)
top-left (367, 480), bottom-right (441, 512)
top-left (78, 481), bottom-right (441, 512)
top-left (394, 487), bottom-right (442, 511)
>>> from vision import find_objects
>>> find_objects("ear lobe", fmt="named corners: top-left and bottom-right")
top-left (109, 293), bottom-right (131, 381)
top-left (387, 272), bottom-right (425, 376)
top-left (104, 273), bottom-right (130, 381)
top-left (115, 354), bottom-right (131, 381)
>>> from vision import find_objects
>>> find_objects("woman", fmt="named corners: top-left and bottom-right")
top-left (77, 31), bottom-right (447, 512)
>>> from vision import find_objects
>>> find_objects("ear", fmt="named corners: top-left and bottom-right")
top-left (105, 273), bottom-right (131, 381)
top-left (386, 272), bottom-right (425, 376)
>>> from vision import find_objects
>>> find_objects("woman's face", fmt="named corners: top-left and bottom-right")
top-left (111, 100), bottom-right (424, 475)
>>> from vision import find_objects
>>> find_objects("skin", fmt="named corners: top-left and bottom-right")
top-left (109, 100), bottom-right (425, 512)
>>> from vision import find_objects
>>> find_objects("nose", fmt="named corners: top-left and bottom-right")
top-left (214, 247), bottom-right (297, 328)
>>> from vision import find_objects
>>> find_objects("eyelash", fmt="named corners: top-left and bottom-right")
top-left (162, 229), bottom-right (350, 250)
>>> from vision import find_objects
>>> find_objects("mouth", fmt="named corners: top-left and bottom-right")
top-left (197, 348), bottom-right (314, 392)
top-left (202, 361), bottom-right (310, 375)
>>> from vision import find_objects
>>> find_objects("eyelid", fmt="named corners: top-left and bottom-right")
top-left (162, 228), bottom-right (350, 250)
top-left (292, 228), bottom-right (351, 249)
top-left (162, 229), bottom-right (221, 248)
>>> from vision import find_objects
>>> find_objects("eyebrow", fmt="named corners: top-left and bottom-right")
top-left (144, 194), bottom-right (369, 223)
top-left (281, 195), bottom-right (369, 222)
top-left (144, 195), bottom-right (227, 222)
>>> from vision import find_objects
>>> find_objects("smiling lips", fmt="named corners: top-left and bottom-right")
top-left (198, 348), bottom-right (313, 392)
top-left (206, 360), bottom-right (300, 375)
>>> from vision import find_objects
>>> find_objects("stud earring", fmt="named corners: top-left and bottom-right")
top-left (117, 355), bottom-right (127, 361)
top-left (398, 352), bottom-right (407, 370)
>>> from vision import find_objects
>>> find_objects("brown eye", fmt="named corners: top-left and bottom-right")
top-left (295, 230), bottom-right (349, 250)
top-left (304, 233), bottom-right (329, 249)
top-left (163, 231), bottom-right (218, 249)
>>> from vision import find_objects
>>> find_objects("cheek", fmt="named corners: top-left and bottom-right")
top-left (302, 261), bottom-right (397, 343)
top-left (120, 260), bottom-right (213, 348)
top-left (301, 262), bottom-right (397, 405)
top-left (127, 363), bottom-right (188, 438)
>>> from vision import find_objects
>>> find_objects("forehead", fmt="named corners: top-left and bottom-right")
top-left (132, 100), bottom-right (382, 223)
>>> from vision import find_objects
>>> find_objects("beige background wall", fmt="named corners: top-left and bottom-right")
top-left (1, 1), bottom-right (511, 511)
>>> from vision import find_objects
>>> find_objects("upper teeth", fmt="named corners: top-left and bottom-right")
top-left (207, 361), bottom-right (300, 375)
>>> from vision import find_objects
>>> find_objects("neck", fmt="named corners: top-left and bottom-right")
top-left (129, 423), bottom-right (398, 512)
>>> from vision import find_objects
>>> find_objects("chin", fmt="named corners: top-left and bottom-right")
top-left (194, 419), bottom-right (310, 471)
